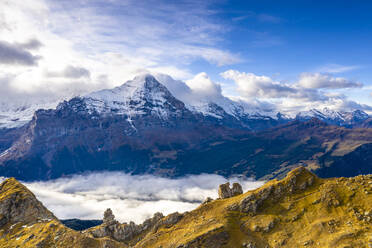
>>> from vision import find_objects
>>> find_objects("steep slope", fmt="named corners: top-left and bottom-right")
top-left (0, 177), bottom-right (55, 225)
top-left (0, 178), bottom-right (126, 247)
top-left (0, 75), bottom-right (253, 180)
top-left (0, 126), bottom-right (25, 154)
top-left (134, 167), bottom-right (372, 247)
top-left (82, 167), bottom-right (372, 247)
top-left (84, 74), bottom-right (194, 120)
top-left (1, 168), bottom-right (371, 247)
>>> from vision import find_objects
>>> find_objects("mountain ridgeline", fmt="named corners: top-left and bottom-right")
top-left (0, 168), bottom-right (371, 247)
top-left (0, 74), bottom-right (372, 180)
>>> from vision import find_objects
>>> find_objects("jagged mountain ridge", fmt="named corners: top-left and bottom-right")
top-left (0, 74), bottom-right (277, 130)
top-left (0, 74), bottom-right (372, 181)
top-left (0, 76), bottom-right (248, 180)
top-left (61, 74), bottom-right (284, 131)
top-left (296, 108), bottom-right (370, 127)
top-left (0, 177), bottom-right (126, 247)
top-left (1, 168), bottom-right (371, 247)
top-left (0, 73), bottom-right (370, 130)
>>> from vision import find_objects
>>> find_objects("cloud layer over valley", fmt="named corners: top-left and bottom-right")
top-left (12, 172), bottom-right (264, 224)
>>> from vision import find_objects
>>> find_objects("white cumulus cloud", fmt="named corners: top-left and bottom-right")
top-left (298, 73), bottom-right (362, 89)
top-left (220, 69), bottom-right (371, 115)
top-left (221, 69), bottom-right (296, 98)
top-left (186, 72), bottom-right (222, 99)
top-left (0, 0), bottom-right (239, 110)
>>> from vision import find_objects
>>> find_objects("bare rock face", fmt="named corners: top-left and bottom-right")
top-left (232, 183), bottom-right (243, 196)
top-left (202, 197), bottom-right (213, 204)
top-left (88, 210), bottom-right (184, 243)
top-left (0, 178), bottom-right (55, 227)
top-left (218, 183), bottom-right (231, 199)
top-left (103, 208), bottom-right (117, 225)
top-left (159, 212), bottom-right (184, 227)
top-left (238, 167), bottom-right (316, 215)
top-left (320, 185), bottom-right (340, 207)
top-left (218, 182), bottom-right (243, 199)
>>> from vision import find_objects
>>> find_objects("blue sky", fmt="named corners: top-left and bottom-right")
top-left (0, 0), bottom-right (372, 114)
top-left (195, 0), bottom-right (372, 82)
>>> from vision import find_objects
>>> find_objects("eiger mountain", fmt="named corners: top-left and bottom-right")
top-left (0, 74), bottom-right (372, 180)
top-left (1, 168), bottom-right (371, 247)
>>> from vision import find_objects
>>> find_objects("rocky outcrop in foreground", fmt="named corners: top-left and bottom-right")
top-left (86, 208), bottom-right (184, 243)
top-left (218, 182), bottom-right (243, 199)
top-left (0, 178), bottom-right (55, 227)
top-left (0, 178), bottom-right (125, 248)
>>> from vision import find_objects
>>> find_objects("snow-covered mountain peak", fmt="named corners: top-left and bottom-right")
top-left (127, 73), bottom-right (165, 90)
top-left (350, 109), bottom-right (369, 119)
top-left (82, 74), bottom-right (184, 118)
top-left (87, 73), bottom-right (167, 101)
top-left (296, 107), bottom-right (369, 126)
top-left (297, 108), bottom-right (341, 119)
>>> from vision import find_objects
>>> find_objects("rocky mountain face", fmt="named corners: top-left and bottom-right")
top-left (0, 74), bottom-right (372, 181)
top-left (0, 178), bottom-right (126, 248)
top-left (0, 75), bottom-right (249, 180)
top-left (0, 177), bottom-right (54, 226)
top-left (1, 168), bottom-right (371, 247)
top-left (86, 209), bottom-right (184, 245)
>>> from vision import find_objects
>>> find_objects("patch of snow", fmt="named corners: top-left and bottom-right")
top-left (0, 101), bottom-right (60, 129)
top-left (9, 223), bottom-right (18, 229)
top-left (21, 224), bottom-right (33, 229)
top-left (0, 149), bottom-right (9, 158)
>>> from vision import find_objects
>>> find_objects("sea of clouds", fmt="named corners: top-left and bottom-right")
top-left (4, 172), bottom-right (265, 224)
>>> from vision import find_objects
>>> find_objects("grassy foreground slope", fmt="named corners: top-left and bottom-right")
top-left (0, 178), bottom-right (126, 248)
top-left (130, 167), bottom-right (372, 248)
top-left (0, 167), bottom-right (371, 247)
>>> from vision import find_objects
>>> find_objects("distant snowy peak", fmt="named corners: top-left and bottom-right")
top-left (296, 108), bottom-right (369, 126)
top-left (186, 98), bottom-right (244, 120)
top-left (297, 109), bottom-right (333, 120)
top-left (343, 109), bottom-right (369, 122)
